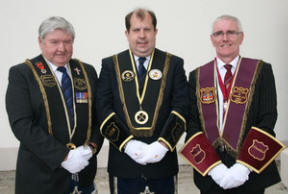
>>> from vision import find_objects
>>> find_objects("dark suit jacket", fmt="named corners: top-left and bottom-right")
top-left (6, 55), bottom-right (103, 194)
top-left (96, 49), bottom-right (189, 179)
top-left (187, 60), bottom-right (281, 192)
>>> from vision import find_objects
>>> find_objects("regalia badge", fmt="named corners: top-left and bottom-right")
top-left (134, 110), bottom-right (149, 125)
top-left (66, 142), bottom-right (76, 150)
top-left (200, 87), bottom-right (216, 104)
top-left (76, 92), bottom-right (88, 103)
top-left (248, 139), bottom-right (269, 161)
top-left (74, 67), bottom-right (81, 75)
top-left (40, 75), bottom-right (57, 87)
top-left (106, 122), bottom-right (120, 142)
top-left (171, 122), bottom-right (183, 142)
top-left (36, 62), bottom-right (47, 74)
top-left (190, 144), bottom-right (205, 164)
top-left (148, 69), bottom-right (162, 80)
top-left (121, 70), bottom-right (135, 81)
top-left (73, 78), bottom-right (87, 91)
top-left (230, 87), bottom-right (249, 104)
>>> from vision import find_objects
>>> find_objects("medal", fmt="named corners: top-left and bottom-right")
top-left (66, 142), bottom-right (76, 150)
top-left (134, 110), bottom-right (149, 124)
top-left (122, 70), bottom-right (135, 81)
top-left (36, 62), bottom-right (47, 74)
top-left (148, 69), bottom-right (162, 80)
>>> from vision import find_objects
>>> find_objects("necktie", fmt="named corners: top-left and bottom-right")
top-left (224, 64), bottom-right (232, 100)
top-left (222, 64), bottom-right (232, 118)
top-left (57, 66), bottom-right (74, 126)
top-left (137, 57), bottom-right (147, 92)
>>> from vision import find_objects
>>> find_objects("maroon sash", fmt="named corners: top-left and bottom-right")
top-left (198, 58), bottom-right (260, 152)
top-left (198, 61), bottom-right (219, 144)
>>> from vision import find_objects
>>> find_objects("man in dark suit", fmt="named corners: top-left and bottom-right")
top-left (6, 16), bottom-right (103, 194)
top-left (180, 15), bottom-right (285, 194)
top-left (96, 8), bottom-right (189, 194)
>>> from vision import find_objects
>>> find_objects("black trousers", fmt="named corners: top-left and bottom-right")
top-left (201, 187), bottom-right (265, 194)
top-left (109, 174), bottom-right (176, 194)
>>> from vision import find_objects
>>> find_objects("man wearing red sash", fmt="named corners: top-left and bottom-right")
top-left (180, 15), bottom-right (285, 194)
top-left (6, 16), bottom-right (103, 194)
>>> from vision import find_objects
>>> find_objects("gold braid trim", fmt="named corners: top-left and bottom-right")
top-left (147, 53), bottom-right (171, 136)
top-left (195, 68), bottom-right (206, 136)
top-left (76, 59), bottom-right (93, 145)
top-left (25, 59), bottom-right (53, 135)
top-left (113, 52), bottom-right (172, 137)
top-left (234, 60), bottom-right (263, 155)
top-left (217, 60), bottom-right (263, 158)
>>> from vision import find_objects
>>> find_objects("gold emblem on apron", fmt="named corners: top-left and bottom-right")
top-left (230, 86), bottom-right (249, 104)
top-left (200, 87), bottom-right (216, 104)
top-left (134, 110), bottom-right (149, 124)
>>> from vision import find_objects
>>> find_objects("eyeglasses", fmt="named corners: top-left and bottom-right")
top-left (212, 30), bottom-right (242, 38)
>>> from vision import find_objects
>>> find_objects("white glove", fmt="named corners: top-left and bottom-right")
top-left (137, 141), bottom-right (169, 164)
top-left (208, 163), bottom-right (228, 187)
top-left (61, 146), bottom-right (90, 173)
top-left (220, 163), bottom-right (251, 189)
top-left (77, 145), bottom-right (93, 160)
top-left (124, 140), bottom-right (148, 165)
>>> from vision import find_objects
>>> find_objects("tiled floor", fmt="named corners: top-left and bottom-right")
top-left (0, 165), bottom-right (287, 194)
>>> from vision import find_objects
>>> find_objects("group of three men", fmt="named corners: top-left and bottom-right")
top-left (6, 7), bottom-right (284, 194)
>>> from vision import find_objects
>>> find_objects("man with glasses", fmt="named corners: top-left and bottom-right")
top-left (180, 15), bottom-right (285, 194)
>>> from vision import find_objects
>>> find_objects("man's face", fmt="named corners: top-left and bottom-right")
top-left (125, 12), bottom-right (158, 57)
top-left (210, 19), bottom-right (244, 62)
top-left (39, 29), bottom-right (73, 67)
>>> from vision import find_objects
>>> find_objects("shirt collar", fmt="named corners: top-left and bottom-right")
top-left (216, 56), bottom-right (240, 70)
top-left (134, 55), bottom-right (151, 63)
top-left (44, 57), bottom-right (69, 73)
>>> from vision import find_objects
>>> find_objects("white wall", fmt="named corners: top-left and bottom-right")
top-left (0, 0), bottom-right (287, 170)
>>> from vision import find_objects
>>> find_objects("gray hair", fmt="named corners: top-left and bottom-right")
top-left (38, 16), bottom-right (75, 40)
top-left (212, 15), bottom-right (243, 33)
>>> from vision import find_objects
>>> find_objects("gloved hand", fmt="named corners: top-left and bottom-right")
top-left (208, 163), bottom-right (228, 187)
top-left (61, 146), bottom-right (90, 173)
top-left (137, 141), bottom-right (169, 164)
top-left (77, 145), bottom-right (93, 160)
top-left (124, 140), bottom-right (148, 165)
top-left (220, 163), bottom-right (251, 189)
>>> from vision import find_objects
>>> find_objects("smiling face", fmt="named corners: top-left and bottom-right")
top-left (39, 29), bottom-right (73, 67)
top-left (125, 11), bottom-right (158, 57)
top-left (211, 18), bottom-right (244, 63)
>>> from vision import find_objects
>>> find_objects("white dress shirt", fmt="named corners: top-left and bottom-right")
top-left (134, 55), bottom-right (151, 71)
top-left (216, 56), bottom-right (239, 131)
top-left (45, 60), bottom-right (71, 87)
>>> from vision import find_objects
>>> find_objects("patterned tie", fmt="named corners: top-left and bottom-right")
top-left (224, 64), bottom-right (232, 99)
top-left (57, 66), bottom-right (74, 126)
top-left (137, 57), bottom-right (147, 92)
